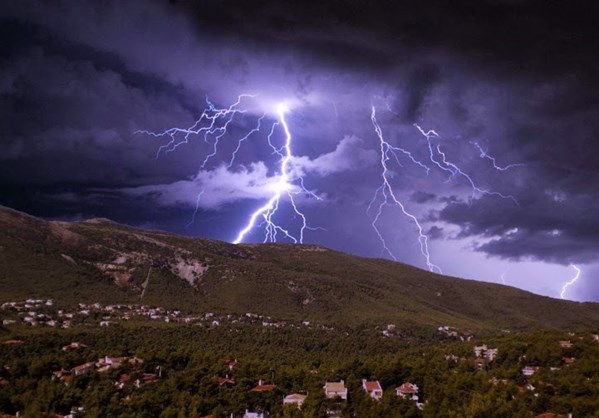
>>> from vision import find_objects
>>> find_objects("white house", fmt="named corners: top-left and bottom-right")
top-left (283, 393), bottom-right (307, 408)
top-left (362, 379), bottom-right (383, 400)
top-left (324, 380), bottom-right (348, 400)
top-left (396, 382), bottom-right (419, 401)
top-left (522, 366), bottom-right (538, 377)
top-left (243, 410), bottom-right (264, 418)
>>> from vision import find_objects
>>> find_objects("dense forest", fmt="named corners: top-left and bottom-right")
top-left (1, 318), bottom-right (599, 417)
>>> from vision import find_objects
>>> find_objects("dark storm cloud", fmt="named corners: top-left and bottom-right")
top-left (1, 0), bottom-right (598, 299)
top-left (180, 0), bottom-right (599, 80)
top-left (436, 191), bottom-right (599, 264)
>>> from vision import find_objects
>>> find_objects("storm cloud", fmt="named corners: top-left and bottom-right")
top-left (1, 0), bottom-right (598, 300)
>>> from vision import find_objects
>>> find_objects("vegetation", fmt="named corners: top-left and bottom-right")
top-left (2, 205), bottom-right (599, 333)
top-left (1, 323), bottom-right (599, 417)
top-left (2, 206), bottom-right (599, 416)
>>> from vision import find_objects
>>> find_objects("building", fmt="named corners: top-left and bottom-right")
top-left (251, 380), bottom-right (276, 392)
top-left (72, 362), bottom-right (94, 376)
top-left (362, 379), bottom-right (383, 400)
top-left (396, 382), bottom-right (419, 401)
top-left (283, 393), bottom-right (307, 408)
top-left (324, 380), bottom-right (348, 400)
top-left (522, 366), bottom-right (539, 377)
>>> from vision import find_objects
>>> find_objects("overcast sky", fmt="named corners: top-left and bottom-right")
top-left (1, 0), bottom-right (598, 301)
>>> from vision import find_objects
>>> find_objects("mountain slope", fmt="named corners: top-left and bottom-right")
top-left (1, 205), bottom-right (598, 332)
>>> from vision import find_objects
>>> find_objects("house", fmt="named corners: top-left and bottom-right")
top-left (216, 376), bottom-right (236, 386)
top-left (116, 374), bottom-right (131, 390)
top-left (324, 380), bottom-right (348, 400)
top-left (522, 366), bottom-right (539, 377)
top-left (474, 345), bottom-right (498, 362)
top-left (562, 357), bottom-right (576, 365)
top-left (592, 334), bottom-right (599, 342)
top-left (558, 340), bottom-right (573, 348)
top-left (72, 362), bottom-right (94, 376)
top-left (473, 345), bottom-right (487, 357)
top-left (52, 369), bottom-right (71, 381)
top-left (226, 359), bottom-right (238, 370)
top-left (396, 382), bottom-right (419, 401)
top-left (243, 410), bottom-right (264, 418)
top-left (283, 393), bottom-right (307, 408)
top-left (251, 380), bottom-right (276, 392)
top-left (362, 379), bottom-right (383, 400)
top-left (62, 342), bottom-right (88, 351)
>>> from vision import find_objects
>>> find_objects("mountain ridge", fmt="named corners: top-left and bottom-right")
top-left (1, 204), bottom-right (598, 333)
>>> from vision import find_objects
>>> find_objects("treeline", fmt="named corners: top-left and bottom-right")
top-left (1, 324), bottom-right (599, 417)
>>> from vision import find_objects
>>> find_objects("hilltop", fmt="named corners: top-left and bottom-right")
top-left (1, 205), bottom-right (598, 332)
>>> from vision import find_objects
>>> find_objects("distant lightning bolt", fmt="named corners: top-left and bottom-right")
top-left (471, 141), bottom-right (524, 171)
top-left (369, 106), bottom-right (440, 273)
top-left (560, 264), bottom-right (581, 300)
top-left (415, 124), bottom-right (518, 204)
top-left (500, 268), bottom-right (509, 285)
top-left (233, 103), bottom-right (318, 244)
top-left (135, 94), bottom-right (255, 163)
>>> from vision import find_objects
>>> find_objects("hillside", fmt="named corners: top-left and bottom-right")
top-left (1, 205), bottom-right (598, 332)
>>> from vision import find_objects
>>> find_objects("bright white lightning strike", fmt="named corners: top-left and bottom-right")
top-left (369, 106), bottom-right (441, 273)
top-left (560, 264), bottom-right (581, 300)
top-left (137, 96), bottom-right (317, 244)
top-left (233, 103), bottom-right (315, 244)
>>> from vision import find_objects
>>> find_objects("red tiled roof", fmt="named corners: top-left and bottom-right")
top-left (72, 362), bottom-right (94, 372)
top-left (216, 376), bottom-right (236, 386)
top-left (251, 384), bottom-right (276, 392)
top-left (364, 381), bottom-right (382, 391)
top-left (396, 382), bottom-right (418, 394)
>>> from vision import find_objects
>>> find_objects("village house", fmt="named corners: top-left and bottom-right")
top-left (216, 376), bottom-right (236, 386)
top-left (324, 380), bottom-right (348, 400)
top-left (52, 369), bottom-right (71, 381)
top-left (72, 362), bottom-right (94, 376)
top-left (243, 410), bottom-right (265, 418)
top-left (283, 393), bottom-right (307, 409)
top-left (97, 356), bottom-right (125, 372)
top-left (251, 380), bottom-right (276, 392)
top-left (362, 379), bottom-right (383, 400)
top-left (396, 382), bottom-right (419, 401)
top-left (62, 342), bottom-right (88, 351)
top-left (474, 345), bottom-right (498, 362)
top-left (522, 366), bottom-right (539, 377)
top-left (558, 340), bottom-right (573, 348)
top-left (562, 357), bottom-right (576, 365)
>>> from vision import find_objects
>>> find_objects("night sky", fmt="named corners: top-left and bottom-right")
top-left (1, 1), bottom-right (598, 301)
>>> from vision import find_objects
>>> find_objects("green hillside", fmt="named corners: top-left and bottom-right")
top-left (1, 205), bottom-right (598, 332)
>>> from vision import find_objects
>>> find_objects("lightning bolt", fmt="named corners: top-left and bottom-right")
top-left (415, 124), bottom-right (518, 204)
top-left (471, 141), bottom-right (524, 171)
top-left (137, 96), bottom-right (318, 244)
top-left (368, 105), bottom-right (440, 273)
top-left (500, 269), bottom-right (508, 285)
top-left (135, 94), bottom-right (255, 165)
top-left (233, 103), bottom-right (319, 244)
top-left (560, 264), bottom-right (581, 300)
